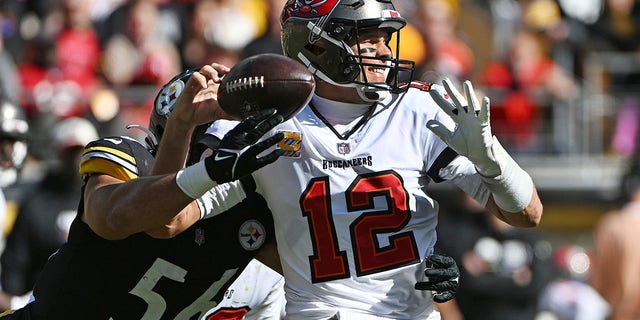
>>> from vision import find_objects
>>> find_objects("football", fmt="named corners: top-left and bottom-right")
top-left (218, 53), bottom-right (315, 121)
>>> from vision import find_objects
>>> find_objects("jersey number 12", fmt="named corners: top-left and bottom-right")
top-left (301, 170), bottom-right (420, 283)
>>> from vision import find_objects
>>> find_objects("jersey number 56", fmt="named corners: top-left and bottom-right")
top-left (127, 258), bottom-right (238, 320)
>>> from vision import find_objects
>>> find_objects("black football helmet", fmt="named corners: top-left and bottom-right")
top-left (0, 100), bottom-right (28, 187)
top-left (280, 0), bottom-right (415, 102)
top-left (146, 68), bottom-right (211, 156)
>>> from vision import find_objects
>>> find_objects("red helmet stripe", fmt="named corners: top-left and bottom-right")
top-left (282, 0), bottom-right (340, 23)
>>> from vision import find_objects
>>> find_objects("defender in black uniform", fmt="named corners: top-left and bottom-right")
top-left (0, 65), bottom-right (285, 319)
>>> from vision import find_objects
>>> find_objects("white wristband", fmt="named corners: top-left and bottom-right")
top-left (175, 161), bottom-right (218, 199)
top-left (479, 138), bottom-right (534, 212)
top-left (195, 180), bottom-right (247, 219)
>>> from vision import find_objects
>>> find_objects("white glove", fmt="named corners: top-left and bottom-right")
top-left (426, 78), bottom-right (500, 177)
top-left (427, 78), bottom-right (533, 212)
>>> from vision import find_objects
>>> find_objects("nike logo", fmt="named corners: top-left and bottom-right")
top-left (214, 154), bottom-right (234, 161)
top-left (104, 138), bottom-right (122, 145)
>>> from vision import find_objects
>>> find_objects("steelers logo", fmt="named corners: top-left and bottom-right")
top-left (155, 79), bottom-right (186, 117)
top-left (238, 220), bottom-right (266, 251)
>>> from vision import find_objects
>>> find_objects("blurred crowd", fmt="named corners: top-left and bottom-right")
top-left (435, 190), bottom-right (612, 320)
top-left (0, 0), bottom-right (637, 156)
top-left (0, 0), bottom-right (285, 148)
top-left (0, 0), bottom-right (637, 319)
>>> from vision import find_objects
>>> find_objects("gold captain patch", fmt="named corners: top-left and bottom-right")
top-left (277, 130), bottom-right (302, 158)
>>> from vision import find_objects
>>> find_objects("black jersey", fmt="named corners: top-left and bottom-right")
top-left (29, 136), bottom-right (276, 320)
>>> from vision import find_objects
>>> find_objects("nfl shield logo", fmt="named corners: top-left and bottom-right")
top-left (337, 142), bottom-right (350, 155)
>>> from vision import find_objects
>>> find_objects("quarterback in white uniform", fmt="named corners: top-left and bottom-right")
top-left (204, 0), bottom-right (543, 319)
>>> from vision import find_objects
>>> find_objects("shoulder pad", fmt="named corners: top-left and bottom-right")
top-left (84, 136), bottom-right (139, 152)
top-left (81, 136), bottom-right (154, 180)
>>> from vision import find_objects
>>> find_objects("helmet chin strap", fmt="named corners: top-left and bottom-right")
top-left (357, 85), bottom-right (389, 102)
top-left (359, 65), bottom-right (392, 102)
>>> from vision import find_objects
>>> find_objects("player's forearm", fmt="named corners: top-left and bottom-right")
top-left (151, 118), bottom-right (194, 175)
top-left (485, 187), bottom-right (542, 227)
top-left (143, 201), bottom-right (201, 239)
top-left (472, 137), bottom-right (542, 227)
top-left (83, 174), bottom-right (200, 240)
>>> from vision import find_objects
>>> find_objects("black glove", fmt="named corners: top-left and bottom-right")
top-left (414, 254), bottom-right (460, 303)
top-left (204, 108), bottom-right (284, 183)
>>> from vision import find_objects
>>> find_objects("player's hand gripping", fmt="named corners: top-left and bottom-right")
top-left (427, 78), bottom-right (501, 177)
top-left (172, 63), bottom-right (232, 126)
top-left (414, 254), bottom-right (460, 303)
top-left (204, 109), bottom-right (285, 183)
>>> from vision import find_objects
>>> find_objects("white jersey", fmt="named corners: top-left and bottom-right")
top-left (208, 84), bottom-right (490, 319)
top-left (201, 259), bottom-right (285, 320)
